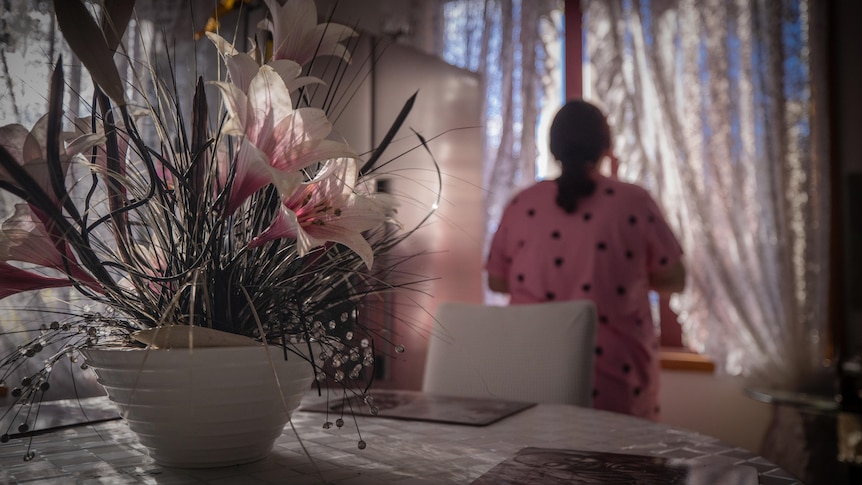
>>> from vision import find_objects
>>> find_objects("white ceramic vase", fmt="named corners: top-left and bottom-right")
top-left (81, 345), bottom-right (315, 468)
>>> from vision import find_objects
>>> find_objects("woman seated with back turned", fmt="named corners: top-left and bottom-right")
top-left (485, 99), bottom-right (686, 420)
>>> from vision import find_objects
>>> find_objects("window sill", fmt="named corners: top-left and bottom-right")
top-left (660, 348), bottom-right (715, 373)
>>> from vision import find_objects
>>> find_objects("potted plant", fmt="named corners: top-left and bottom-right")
top-left (0, 0), bottom-right (436, 467)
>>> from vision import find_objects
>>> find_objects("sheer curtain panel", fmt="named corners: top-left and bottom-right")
top-left (583, 0), bottom-right (830, 390)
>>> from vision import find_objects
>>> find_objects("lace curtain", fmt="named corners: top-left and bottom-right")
top-left (583, 0), bottom-right (830, 389)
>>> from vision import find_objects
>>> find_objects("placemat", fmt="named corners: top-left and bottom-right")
top-left (300, 389), bottom-right (535, 426)
top-left (471, 447), bottom-right (761, 485)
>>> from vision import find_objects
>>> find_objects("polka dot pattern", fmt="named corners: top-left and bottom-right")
top-left (485, 176), bottom-right (684, 421)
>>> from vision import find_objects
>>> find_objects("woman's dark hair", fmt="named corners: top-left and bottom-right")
top-left (549, 100), bottom-right (611, 213)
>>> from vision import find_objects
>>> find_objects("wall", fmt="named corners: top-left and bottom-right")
top-left (659, 368), bottom-right (772, 453)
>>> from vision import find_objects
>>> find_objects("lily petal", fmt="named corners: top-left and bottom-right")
top-left (261, 0), bottom-right (356, 66)
top-left (0, 203), bottom-right (98, 286)
top-left (0, 114), bottom-right (105, 202)
top-left (0, 261), bottom-right (75, 300)
top-left (224, 139), bottom-right (272, 214)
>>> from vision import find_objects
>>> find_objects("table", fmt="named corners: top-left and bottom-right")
top-left (1, 392), bottom-right (801, 484)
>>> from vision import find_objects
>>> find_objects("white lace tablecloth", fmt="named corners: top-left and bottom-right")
top-left (0, 392), bottom-right (801, 484)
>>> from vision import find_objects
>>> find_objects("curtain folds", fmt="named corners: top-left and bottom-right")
top-left (584, 0), bottom-right (830, 389)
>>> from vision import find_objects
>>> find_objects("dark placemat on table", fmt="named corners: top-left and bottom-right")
top-left (470, 447), bottom-right (760, 485)
top-left (299, 389), bottom-right (535, 426)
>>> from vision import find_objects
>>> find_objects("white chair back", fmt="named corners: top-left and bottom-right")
top-left (422, 300), bottom-right (598, 406)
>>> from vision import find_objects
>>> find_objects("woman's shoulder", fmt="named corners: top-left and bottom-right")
top-left (599, 175), bottom-right (655, 201)
top-left (506, 180), bottom-right (556, 205)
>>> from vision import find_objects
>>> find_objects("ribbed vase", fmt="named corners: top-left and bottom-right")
top-left (81, 345), bottom-right (315, 468)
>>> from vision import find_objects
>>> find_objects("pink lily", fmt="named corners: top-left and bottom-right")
top-left (0, 114), bottom-right (105, 204)
top-left (212, 65), bottom-right (356, 213)
top-left (249, 158), bottom-right (395, 268)
top-left (0, 261), bottom-right (76, 300)
top-left (206, 32), bottom-right (323, 94)
top-left (0, 203), bottom-right (99, 290)
top-left (259, 0), bottom-right (356, 67)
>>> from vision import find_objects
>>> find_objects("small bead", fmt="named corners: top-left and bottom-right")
top-left (335, 418), bottom-right (344, 428)
top-left (357, 440), bottom-right (367, 450)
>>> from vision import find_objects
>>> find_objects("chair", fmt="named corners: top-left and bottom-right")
top-left (421, 300), bottom-right (598, 406)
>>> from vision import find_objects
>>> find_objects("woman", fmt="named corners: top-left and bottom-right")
top-left (485, 99), bottom-right (685, 420)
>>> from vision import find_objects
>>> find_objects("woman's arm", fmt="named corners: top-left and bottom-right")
top-left (487, 274), bottom-right (509, 294)
top-left (648, 259), bottom-right (686, 294)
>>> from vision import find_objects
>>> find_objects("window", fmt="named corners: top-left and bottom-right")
top-left (581, 0), bottom-right (829, 386)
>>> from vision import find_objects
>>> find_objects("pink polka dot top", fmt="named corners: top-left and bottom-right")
top-left (486, 175), bottom-right (683, 420)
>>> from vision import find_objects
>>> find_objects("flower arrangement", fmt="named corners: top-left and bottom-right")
top-left (0, 0), bottom-right (436, 445)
